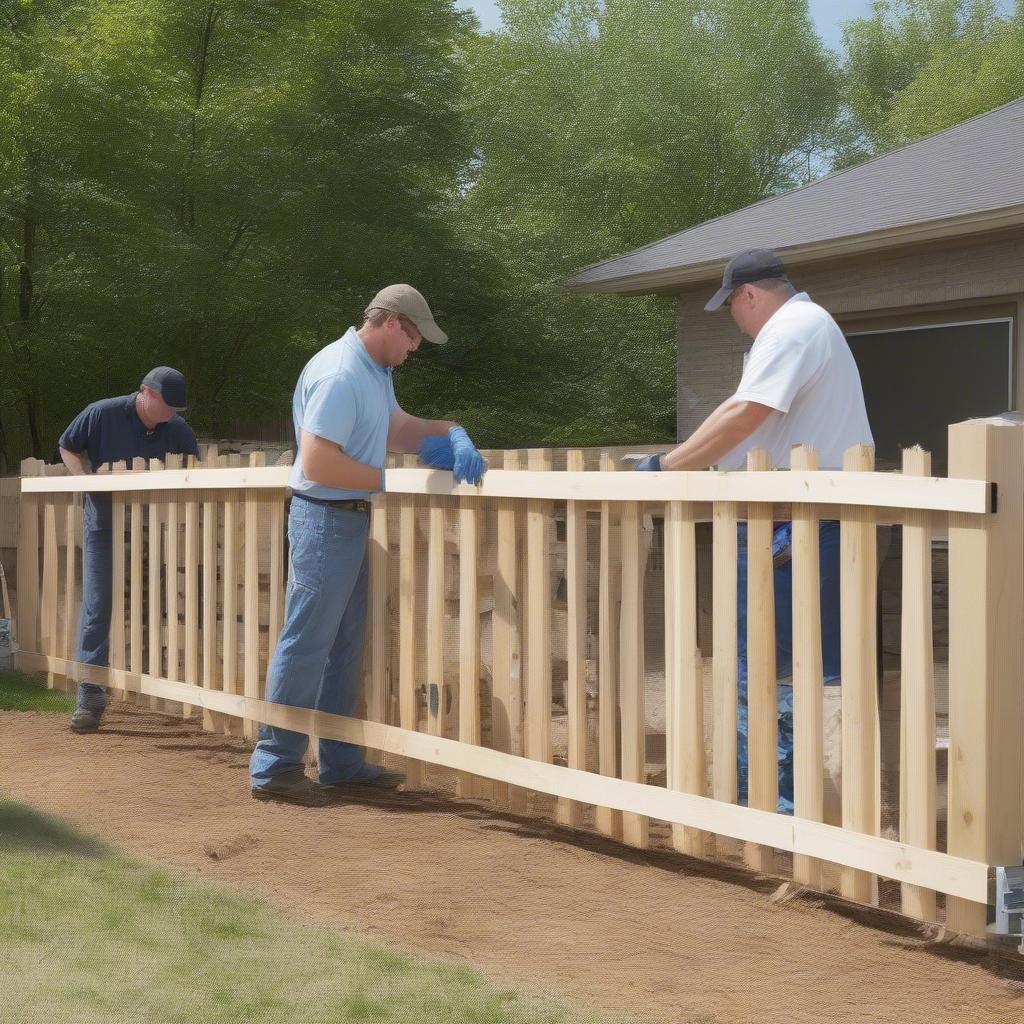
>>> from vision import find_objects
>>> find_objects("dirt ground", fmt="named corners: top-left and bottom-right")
top-left (2, 702), bottom-right (1023, 1024)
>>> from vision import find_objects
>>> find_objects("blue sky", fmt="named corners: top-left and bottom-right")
top-left (457, 1), bottom-right (912, 51)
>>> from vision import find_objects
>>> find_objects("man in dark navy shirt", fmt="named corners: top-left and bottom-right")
top-left (59, 367), bottom-right (199, 732)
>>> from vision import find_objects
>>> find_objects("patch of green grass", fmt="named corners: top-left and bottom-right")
top-left (0, 669), bottom-right (76, 713)
top-left (0, 799), bottom-right (632, 1024)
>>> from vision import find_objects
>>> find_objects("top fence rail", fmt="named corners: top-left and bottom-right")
top-left (20, 464), bottom-right (993, 514)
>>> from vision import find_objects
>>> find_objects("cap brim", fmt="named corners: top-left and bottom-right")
top-left (419, 320), bottom-right (448, 345)
top-left (704, 286), bottom-right (733, 312)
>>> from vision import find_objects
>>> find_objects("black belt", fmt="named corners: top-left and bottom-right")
top-left (293, 493), bottom-right (371, 515)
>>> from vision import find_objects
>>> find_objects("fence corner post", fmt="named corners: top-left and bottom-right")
top-left (947, 416), bottom-right (1024, 937)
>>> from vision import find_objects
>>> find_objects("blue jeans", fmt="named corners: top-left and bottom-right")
top-left (736, 520), bottom-right (841, 813)
top-left (75, 511), bottom-right (113, 714)
top-left (250, 498), bottom-right (373, 787)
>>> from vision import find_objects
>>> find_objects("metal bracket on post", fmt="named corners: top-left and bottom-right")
top-left (991, 866), bottom-right (1024, 953)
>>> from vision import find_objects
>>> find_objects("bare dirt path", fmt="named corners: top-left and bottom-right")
top-left (2, 702), bottom-right (1022, 1024)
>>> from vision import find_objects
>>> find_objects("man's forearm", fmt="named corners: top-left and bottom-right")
top-left (661, 400), bottom-right (773, 471)
top-left (388, 413), bottom-right (455, 454)
top-left (59, 447), bottom-right (91, 475)
top-left (300, 431), bottom-right (383, 490)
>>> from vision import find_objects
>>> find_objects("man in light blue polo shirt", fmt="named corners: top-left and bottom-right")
top-left (250, 284), bottom-right (486, 806)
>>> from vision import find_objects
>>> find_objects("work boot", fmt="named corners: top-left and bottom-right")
top-left (251, 768), bottom-right (340, 808)
top-left (69, 707), bottom-right (104, 733)
top-left (323, 766), bottom-right (406, 792)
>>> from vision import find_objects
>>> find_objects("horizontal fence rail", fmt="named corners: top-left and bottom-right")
top-left (14, 418), bottom-right (1024, 943)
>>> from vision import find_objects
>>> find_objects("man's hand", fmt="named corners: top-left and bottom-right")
top-left (418, 434), bottom-right (455, 470)
top-left (449, 426), bottom-right (486, 484)
top-left (632, 453), bottom-right (663, 472)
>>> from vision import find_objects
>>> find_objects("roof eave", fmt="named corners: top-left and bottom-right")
top-left (567, 203), bottom-right (1024, 296)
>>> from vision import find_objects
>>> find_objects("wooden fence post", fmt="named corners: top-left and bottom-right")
top-left (147, 458), bottom-right (163, 713)
top-left (129, 458), bottom-right (146, 705)
top-left (243, 451), bottom-right (265, 741)
top-left (526, 448), bottom-right (553, 772)
top-left (16, 458), bottom-right (42, 665)
top-left (947, 417), bottom-right (1024, 937)
top-left (109, 461), bottom-right (127, 700)
top-left (399, 454), bottom-right (424, 789)
top-left (556, 449), bottom-right (587, 827)
top-left (456, 493), bottom-right (481, 798)
top-left (839, 444), bottom-right (880, 904)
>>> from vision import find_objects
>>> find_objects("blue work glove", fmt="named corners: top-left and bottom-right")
top-left (448, 426), bottom-right (486, 485)
top-left (633, 453), bottom-right (663, 471)
top-left (418, 433), bottom-right (455, 470)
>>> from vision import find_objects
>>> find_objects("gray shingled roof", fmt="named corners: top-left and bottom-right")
top-left (569, 97), bottom-right (1024, 293)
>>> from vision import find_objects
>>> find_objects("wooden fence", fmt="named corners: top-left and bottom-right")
top-left (13, 418), bottom-right (1024, 941)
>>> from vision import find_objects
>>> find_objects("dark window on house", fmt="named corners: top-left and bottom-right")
top-left (845, 318), bottom-right (1013, 475)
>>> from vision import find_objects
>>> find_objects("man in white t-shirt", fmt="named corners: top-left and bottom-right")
top-left (635, 249), bottom-right (873, 812)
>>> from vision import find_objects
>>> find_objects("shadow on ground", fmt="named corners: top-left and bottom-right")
top-left (0, 799), bottom-right (109, 858)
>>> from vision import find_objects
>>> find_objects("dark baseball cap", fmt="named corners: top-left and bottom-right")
top-left (705, 248), bottom-right (789, 311)
top-left (141, 366), bottom-right (187, 410)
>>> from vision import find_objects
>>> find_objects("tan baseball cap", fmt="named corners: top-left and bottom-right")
top-left (365, 283), bottom-right (447, 345)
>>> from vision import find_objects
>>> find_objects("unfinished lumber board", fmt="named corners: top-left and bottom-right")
top-left (16, 459), bottom-right (42, 658)
top-left (745, 448), bottom-right (777, 874)
top-left (27, 648), bottom-right (992, 906)
top-left (666, 499), bottom-right (705, 856)
top-left (712, 500), bottom-right (739, 853)
top-left (492, 450), bottom-right (526, 811)
top-left (556, 449), bottom-right (587, 827)
top-left (129, 459), bottom-right (145, 692)
top-left (947, 417), bottom-right (1024, 937)
top-left (398, 456), bottom-right (424, 788)
top-left (596, 452), bottom-right (623, 840)
top-left (899, 446), bottom-right (937, 922)
top-left (201, 447), bottom-right (221, 732)
top-left (426, 495), bottom-right (445, 738)
top-left (243, 451), bottom-right (264, 741)
top-left (41, 497), bottom-right (59, 688)
top-left (147, 459), bottom-right (163, 712)
top-left (840, 444), bottom-right (880, 906)
top-left (791, 444), bottom-right (824, 890)
top-left (23, 466), bottom-right (992, 515)
top-left (619, 499), bottom-right (647, 849)
top-left (526, 449), bottom-right (553, 770)
top-left (365, 494), bottom-right (389, 768)
top-left (184, 456), bottom-right (200, 721)
top-left (267, 483), bottom-right (285, 664)
top-left (63, 495), bottom-right (77, 662)
top-left (456, 496), bottom-right (481, 798)
top-left (164, 454), bottom-right (182, 703)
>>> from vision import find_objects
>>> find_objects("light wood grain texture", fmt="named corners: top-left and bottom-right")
top-left (596, 452), bottom-right (623, 840)
top-left (840, 444), bottom-right (880, 905)
top-left (791, 445), bottom-right (824, 889)
top-left (426, 496), bottom-right (446, 738)
top-left (456, 497), bottom-right (481, 798)
top-left (129, 459), bottom-right (145, 695)
top-left (398, 455), bottom-right (424, 788)
top-left (41, 497), bottom-right (59, 687)
top-left (947, 418), bottom-right (1024, 937)
top-left (147, 459), bottom-right (163, 712)
top-left (526, 449), bottom-right (553, 771)
top-left (556, 449), bottom-right (588, 827)
top-left (899, 446), bottom-right (937, 922)
top-left (712, 501), bottom-right (739, 857)
top-left (243, 452), bottom-right (264, 740)
top-left (63, 495), bottom-right (77, 662)
top-left (745, 448), bottom-right (777, 873)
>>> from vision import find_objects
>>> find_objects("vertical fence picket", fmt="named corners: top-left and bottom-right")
top-left (666, 499), bottom-right (705, 856)
top-left (619, 496), bottom-right (647, 849)
top-left (712, 499), bottom-right (739, 856)
top-left (427, 492), bottom-right (446, 738)
top-left (147, 458), bottom-right (163, 712)
top-left (129, 459), bottom-right (145, 700)
top-left (791, 444), bottom-right (824, 889)
top-left (42, 496), bottom-right (58, 687)
top-left (596, 452), bottom-right (623, 839)
top-left (746, 448), bottom-right (777, 873)
top-left (164, 453), bottom-right (182, 712)
top-left (456, 494), bottom-right (481, 798)
top-left (399, 454), bottom-right (424, 788)
top-left (201, 447), bottom-right (221, 732)
top-left (899, 445), bottom-right (937, 921)
top-left (493, 450), bottom-right (525, 811)
top-left (366, 493), bottom-right (389, 766)
top-left (63, 493), bottom-right (77, 666)
top-left (556, 449), bottom-right (587, 827)
top-left (243, 451), bottom-right (264, 740)
top-left (184, 456), bottom-right (201, 721)
top-left (840, 444), bottom-right (880, 905)
top-left (16, 458), bottom-right (42, 662)
top-left (222, 456), bottom-right (239, 731)
top-left (527, 448), bottom-right (553, 778)
top-left (947, 418), bottom-right (1024, 937)
top-left (268, 475), bottom-right (285, 665)
top-left (107, 461), bottom-right (126, 699)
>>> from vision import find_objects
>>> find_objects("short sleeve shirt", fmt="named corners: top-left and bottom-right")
top-left (718, 293), bottom-right (874, 470)
top-left (289, 327), bottom-right (400, 500)
top-left (59, 394), bottom-right (199, 528)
